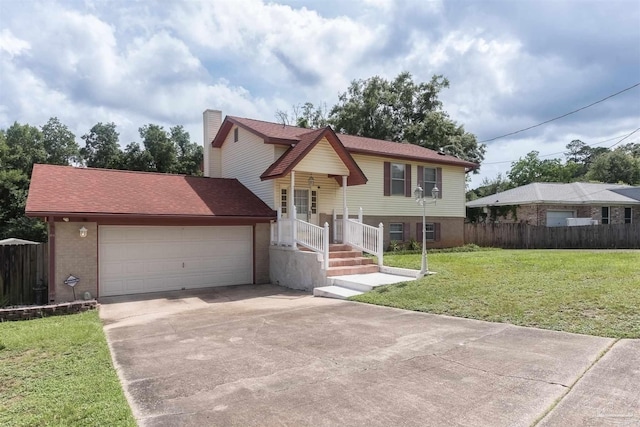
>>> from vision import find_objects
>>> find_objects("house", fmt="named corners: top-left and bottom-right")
top-left (25, 109), bottom-right (476, 302)
top-left (466, 182), bottom-right (640, 226)
top-left (202, 110), bottom-right (477, 248)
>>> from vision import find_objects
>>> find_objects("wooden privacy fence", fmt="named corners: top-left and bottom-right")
top-left (0, 244), bottom-right (48, 306)
top-left (465, 223), bottom-right (640, 249)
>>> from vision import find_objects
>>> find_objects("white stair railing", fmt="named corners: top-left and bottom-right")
top-left (296, 219), bottom-right (330, 270)
top-left (344, 212), bottom-right (384, 267)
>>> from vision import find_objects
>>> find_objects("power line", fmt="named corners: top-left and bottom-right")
top-left (479, 82), bottom-right (640, 143)
top-left (482, 130), bottom-right (639, 165)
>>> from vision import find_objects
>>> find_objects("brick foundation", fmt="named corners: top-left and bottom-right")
top-left (0, 300), bottom-right (97, 322)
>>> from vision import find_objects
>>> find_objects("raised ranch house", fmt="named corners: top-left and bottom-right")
top-left (466, 182), bottom-right (640, 226)
top-left (25, 109), bottom-right (477, 302)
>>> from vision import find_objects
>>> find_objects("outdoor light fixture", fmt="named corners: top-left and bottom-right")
top-left (79, 226), bottom-right (88, 238)
top-left (415, 185), bottom-right (439, 276)
top-left (308, 174), bottom-right (315, 187)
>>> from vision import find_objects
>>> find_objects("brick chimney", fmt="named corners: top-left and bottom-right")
top-left (203, 109), bottom-right (222, 177)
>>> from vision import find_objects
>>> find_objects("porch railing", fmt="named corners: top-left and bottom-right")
top-left (271, 207), bottom-right (330, 270)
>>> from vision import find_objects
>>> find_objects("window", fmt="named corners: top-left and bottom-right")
top-left (423, 167), bottom-right (437, 195)
top-left (233, 127), bottom-right (239, 142)
top-left (601, 206), bottom-right (610, 224)
top-left (625, 207), bottom-right (632, 224)
top-left (280, 188), bottom-right (287, 214)
top-left (425, 223), bottom-right (435, 241)
top-left (391, 163), bottom-right (405, 195)
top-left (311, 190), bottom-right (317, 214)
top-left (294, 189), bottom-right (309, 215)
top-left (389, 223), bottom-right (403, 241)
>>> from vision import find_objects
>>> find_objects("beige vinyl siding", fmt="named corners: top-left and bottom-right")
top-left (294, 139), bottom-right (349, 175)
top-left (345, 154), bottom-right (466, 217)
top-left (221, 126), bottom-right (275, 208)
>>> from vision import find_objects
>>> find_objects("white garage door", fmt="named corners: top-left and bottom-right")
top-left (99, 226), bottom-right (252, 296)
top-left (546, 211), bottom-right (574, 227)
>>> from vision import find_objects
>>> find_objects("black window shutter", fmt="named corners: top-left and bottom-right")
top-left (416, 222), bottom-right (423, 241)
top-left (383, 162), bottom-right (390, 196)
top-left (405, 164), bottom-right (412, 197)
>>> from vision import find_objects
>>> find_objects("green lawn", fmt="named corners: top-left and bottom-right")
top-left (0, 311), bottom-right (136, 427)
top-left (352, 249), bottom-right (640, 338)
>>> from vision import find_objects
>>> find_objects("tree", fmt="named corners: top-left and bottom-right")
top-left (171, 125), bottom-right (203, 175)
top-left (586, 148), bottom-right (640, 185)
top-left (80, 122), bottom-right (122, 169)
top-left (2, 122), bottom-right (46, 176)
top-left (275, 102), bottom-right (329, 129)
top-left (121, 142), bottom-right (153, 172)
top-left (41, 117), bottom-right (79, 165)
top-left (466, 173), bottom-right (512, 201)
top-left (139, 124), bottom-right (176, 173)
top-left (0, 126), bottom-right (47, 241)
top-left (329, 72), bottom-right (485, 165)
top-left (508, 151), bottom-right (577, 187)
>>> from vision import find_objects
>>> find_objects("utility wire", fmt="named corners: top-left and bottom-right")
top-left (479, 82), bottom-right (640, 143)
top-left (482, 130), bottom-right (639, 165)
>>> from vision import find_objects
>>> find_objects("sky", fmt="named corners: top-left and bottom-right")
top-left (1, 0), bottom-right (639, 188)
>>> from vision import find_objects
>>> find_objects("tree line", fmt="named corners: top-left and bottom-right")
top-left (0, 118), bottom-right (203, 241)
top-left (468, 139), bottom-right (640, 201)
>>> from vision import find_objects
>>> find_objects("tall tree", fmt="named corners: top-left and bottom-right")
top-left (2, 122), bottom-right (46, 176)
top-left (121, 142), bottom-right (153, 172)
top-left (80, 122), bottom-right (122, 169)
top-left (508, 151), bottom-right (577, 187)
top-left (41, 117), bottom-right (79, 165)
top-left (329, 72), bottom-right (485, 165)
top-left (586, 148), bottom-right (640, 185)
top-left (171, 125), bottom-right (203, 175)
top-left (139, 124), bottom-right (177, 173)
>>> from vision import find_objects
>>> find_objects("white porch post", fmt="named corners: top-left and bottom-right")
top-left (332, 209), bottom-right (337, 242)
top-left (277, 207), bottom-right (282, 245)
top-left (323, 222), bottom-right (330, 270)
top-left (290, 171), bottom-right (296, 246)
top-left (358, 207), bottom-right (363, 223)
top-left (342, 175), bottom-right (348, 244)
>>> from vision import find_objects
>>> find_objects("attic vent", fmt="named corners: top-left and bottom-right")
top-left (437, 151), bottom-right (446, 156)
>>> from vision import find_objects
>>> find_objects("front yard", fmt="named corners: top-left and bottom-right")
top-left (0, 311), bottom-right (135, 427)
top-left (353, 249), bottom-right (640, 338)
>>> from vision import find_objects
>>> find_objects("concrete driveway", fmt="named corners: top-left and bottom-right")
top-left (100, 285), bottom-right (639, 427)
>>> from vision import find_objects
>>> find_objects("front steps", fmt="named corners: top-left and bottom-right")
top-left (326, 244), bottom-right (379, 277)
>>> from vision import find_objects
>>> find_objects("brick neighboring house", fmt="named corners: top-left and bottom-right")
top-left (466, 182), bottom-right (640, 227)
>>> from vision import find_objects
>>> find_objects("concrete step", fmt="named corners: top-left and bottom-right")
top-left (328, 257), bottom-right (374, 267)
top-left (313, 285), bottom-right (363, 299)
top-left (329, 250), bottom-right (363, 259)
top-left (329, 278), bottom-right (375, 293)
top-left (326, 264), bottom-right (379, 277)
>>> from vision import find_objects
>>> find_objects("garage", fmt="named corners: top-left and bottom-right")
top-left (546, 210), bottom-right (574, 227)
top-left (99, 226), bottom-right (253, 296)
top-left (25, 164), bottom-right (275, 302)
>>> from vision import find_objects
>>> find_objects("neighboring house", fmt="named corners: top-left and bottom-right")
top-left (203, 110), bottom-right (477, 249)
top-left (25, 109), bottom-right (477, 302)
top-left (466, 182), bottom-right (640, 227)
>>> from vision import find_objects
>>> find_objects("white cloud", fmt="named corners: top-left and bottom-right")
top-left (0, 29), bottom-right (30, 57)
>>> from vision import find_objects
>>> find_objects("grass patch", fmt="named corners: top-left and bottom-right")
top-left (0, 311), bottom-right (135, 427)
top-left (352, 250), bottom-right (640, 338)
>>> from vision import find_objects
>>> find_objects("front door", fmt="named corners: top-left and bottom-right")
top-left (290, 188), bottom-right (318, 225)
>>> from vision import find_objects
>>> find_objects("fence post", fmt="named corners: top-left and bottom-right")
top-left (323, 222), bottom-right (330, 270)
top-left (358, 207), bottom-right (363, 223)
top-left (377, 223), bottom-right (384, 267)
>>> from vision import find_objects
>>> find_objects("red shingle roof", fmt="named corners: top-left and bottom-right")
top-left (26, 165), bottom-right (276, 218)
top-left (216, 116), bottom-right (478, 169)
